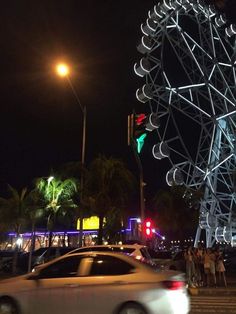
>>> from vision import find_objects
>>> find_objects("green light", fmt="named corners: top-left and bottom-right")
top-left (136, 133), bottom-right (147, 153)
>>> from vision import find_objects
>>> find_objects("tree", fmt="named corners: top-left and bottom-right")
top-left (23, 188), bottom-right (45, 272)
top-left (0, 186), bottom-right (28, 236)
top-left (36, 176), bottom-right (77, 247)
top-left (153, 186), bottom-right (199, 241)
top-left (0, 185), bottom-right (34, 273)
top-left (85, 155), bottom-right (135, 244)
top-left (56, 161), bottom-right (89, 247)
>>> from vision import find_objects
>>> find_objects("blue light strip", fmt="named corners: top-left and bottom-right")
top-left (8, 230), bottom-right (98, 237)
top-left (125, 217), bottom-right (141, 232)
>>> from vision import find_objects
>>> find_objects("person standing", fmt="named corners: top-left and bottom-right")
top-left (184, 247), bottom-right (195, 287)
top-left (203, 248), bottom-right (211, 287)
top-left (209, 249), bottom-right (217, 287)
top-left (193, 247), bottom-right (202, 287)
top-left (216, 250), bottom-right (227, 287)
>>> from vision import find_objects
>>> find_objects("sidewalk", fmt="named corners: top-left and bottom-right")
top-left (189, 273), bottom-right (236, 296)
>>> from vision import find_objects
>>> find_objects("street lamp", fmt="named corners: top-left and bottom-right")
top-left (55, 62), bottom-right (86, 247)
top-left (56, 63), bottom-right (70, 77)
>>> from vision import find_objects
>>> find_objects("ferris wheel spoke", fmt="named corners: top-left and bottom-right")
top-left (166, 87), bottom-right (211, 117)
top-left (209, 84), bottom-right (236, 108)
top-left (207, 87), bottom-right (216, 116)
top-left (180, 33), bottom-right (204, 76)
top-left (214, 64), bottom-right (236, 104)
top-left (213, 25), bottom-right (232, 62)
top-left (185, 31), bottom-right (212, 60)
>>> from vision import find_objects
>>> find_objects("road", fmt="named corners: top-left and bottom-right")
top-left (190, 295), bottom-right (236, 313)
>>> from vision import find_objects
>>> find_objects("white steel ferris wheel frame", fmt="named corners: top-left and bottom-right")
top-left (134, 0), bottom-right (236, 247)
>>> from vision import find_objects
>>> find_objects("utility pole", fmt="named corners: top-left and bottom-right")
top-left (128, 113), bottom-right (145, 243)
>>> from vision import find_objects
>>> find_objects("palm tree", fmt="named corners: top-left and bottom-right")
top-left (85, 155), bottom-right (135, 244)
top-left (56, 161), bottom-right (88, 247)
top-left (0, 185), bottom-right (28, 236)
top-left (0, 185), bottom-right (31, 273)
top-left (36, 176), bottom-right (77, 247)
top-left (23, 188), bottom-right (45, 272)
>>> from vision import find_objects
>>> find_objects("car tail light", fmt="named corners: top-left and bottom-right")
top-left (162, 280), bottom-right (185, 290)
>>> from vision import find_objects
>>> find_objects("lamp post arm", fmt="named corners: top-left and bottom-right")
top-left (66, 76), bottom-right (85, 114)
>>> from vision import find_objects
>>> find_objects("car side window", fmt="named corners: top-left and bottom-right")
top-left (90, 255), bottom-right (135, 276)
top-left (71, 247), bottom-right (94, 253)
top-left (112, 247), bottom-right (135, 254)
top-left (37, 256), bottom-right (82, 279)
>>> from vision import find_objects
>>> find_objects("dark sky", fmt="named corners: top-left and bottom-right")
top-left (0, 0), bottom-right (156, 190)
top-left (0, 0), bottom-right (235, 200)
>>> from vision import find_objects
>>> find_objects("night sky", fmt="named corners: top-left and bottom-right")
top-left (1, 1), bottom-right (235, 201)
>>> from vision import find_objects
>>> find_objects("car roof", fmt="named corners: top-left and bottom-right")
top-left (98, 244), bottom-right (145, 248)
top-left (72, 244), bottom-right (147, 250)
top-left (66, 244), bottom-right (149, 255)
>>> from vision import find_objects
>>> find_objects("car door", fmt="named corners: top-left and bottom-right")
top-left (75, 254), bottom-right (137, 314)
top-left (24, 255), bottom-right (84, 314)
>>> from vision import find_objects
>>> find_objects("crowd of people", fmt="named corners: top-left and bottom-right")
top-left (184, 246), bottom-right (227, 288)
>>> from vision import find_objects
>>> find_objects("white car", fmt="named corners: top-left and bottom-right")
top-left (67, 244), bottom-right (154, 264)
top-left (0, 251), bottom-right (190, 314)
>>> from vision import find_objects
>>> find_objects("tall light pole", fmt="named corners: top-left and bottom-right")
top-left (55, 62), bottom-right (86, 247)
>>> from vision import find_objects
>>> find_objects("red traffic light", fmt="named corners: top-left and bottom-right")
top-left (144, 219), bottom-right (153, 237)
top-left (135, 114), bottom-right (146, 126)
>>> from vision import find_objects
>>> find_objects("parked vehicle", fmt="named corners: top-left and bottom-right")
top-left (148, 250), bottom-right (172, 269)
top-left (0, 251), bottom-right (16, 267)
top-left (66, 244), bottom-right (154, 265)
top-left (148, 249), bottom-right (186, 272)
top-left (0, 247), bottom-right (76, 273)
top-left (168, 250), bottom-right (186, 272)
top-left (0, 251), bottom-right (24, 273)
top-left (0, 251), bottom-right (190, 314)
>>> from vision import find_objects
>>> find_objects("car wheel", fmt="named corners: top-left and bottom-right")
top-left (118, 302), bottom-right (147, 314)
top-left (0, 298), bottom-right (19, 314)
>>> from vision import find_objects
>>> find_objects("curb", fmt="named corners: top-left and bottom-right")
top-left (188, 287), bottom-right (199, 296)
top-left (188, 287), bottom-right (236, 296)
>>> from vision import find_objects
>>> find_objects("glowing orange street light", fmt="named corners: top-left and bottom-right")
top-left (56, 63), bottom-right (70, 77)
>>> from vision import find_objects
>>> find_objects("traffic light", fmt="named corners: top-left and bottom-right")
top-left (127, 113), bottom-right (147, 154)
top-left (127, 113), bottom-right (160, 154)
top-left (135, 113), bottom-right (147, 154)
top-left (144, 219), bottom-right (153, 238)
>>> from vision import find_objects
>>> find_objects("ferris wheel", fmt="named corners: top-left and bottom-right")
top-left (134, 0), bottom-right (236, 247)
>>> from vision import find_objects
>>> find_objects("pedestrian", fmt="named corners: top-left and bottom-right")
top-left (209, 248), bottom-right (217, 287)
top-left (193, 247), bottom-right (201, 287)
top-left (203, 248), bottom-right (211, 287)
top-left (216, 250), bottom-right (227, 287)
top-left (184, 247), bottom-right (195, 288)
top-left (198, 247), bottom-right (206, 286)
